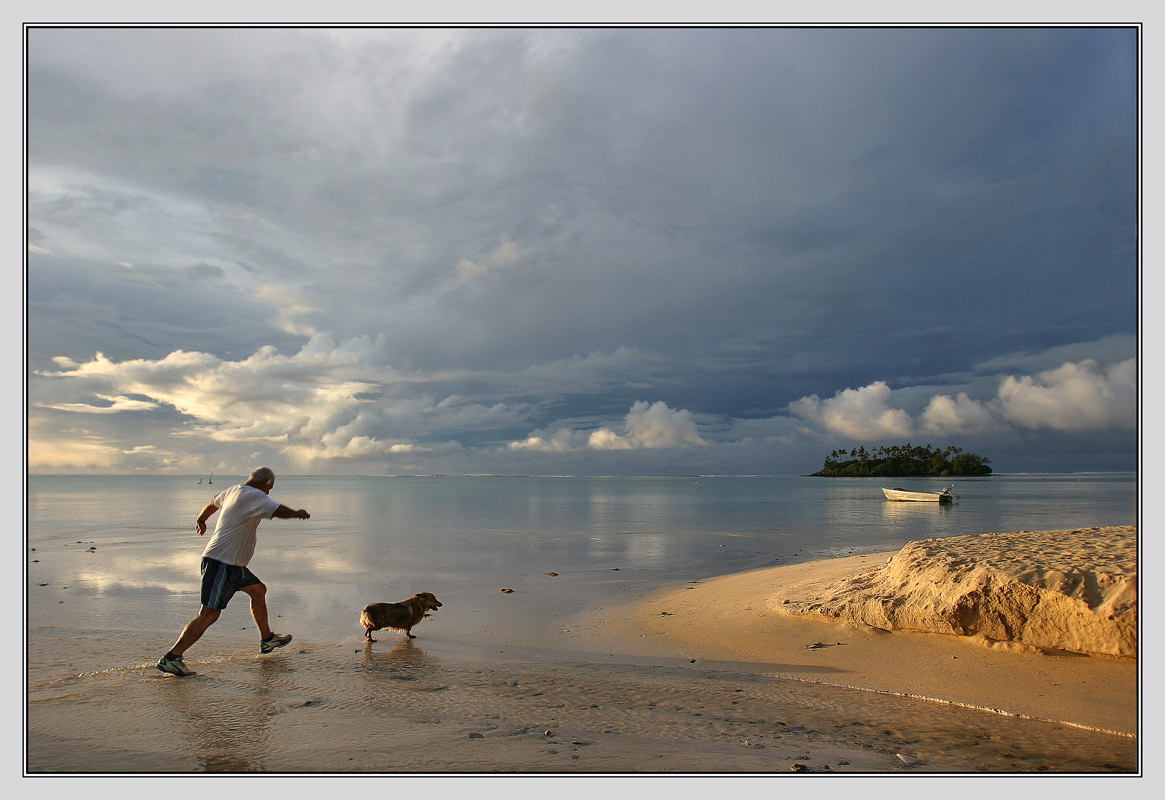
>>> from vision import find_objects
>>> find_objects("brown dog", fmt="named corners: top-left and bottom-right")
top-left (360, 592), bottom-right (442, 642)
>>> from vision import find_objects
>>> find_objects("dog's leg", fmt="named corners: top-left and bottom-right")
top-left (365, 627), bottom-right (377, 643)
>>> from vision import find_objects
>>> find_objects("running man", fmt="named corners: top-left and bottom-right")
top-left (157, 467), bottom-right (310, 677)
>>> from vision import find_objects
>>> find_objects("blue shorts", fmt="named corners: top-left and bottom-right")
top-left (200, 557), bottom-right (262, 610)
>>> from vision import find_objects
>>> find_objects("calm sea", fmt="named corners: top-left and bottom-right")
top-left (26, 473), bottom-right (1137, 658)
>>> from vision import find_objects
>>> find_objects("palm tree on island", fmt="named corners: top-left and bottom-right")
top-left (811, 443), bottom-right (992, 477)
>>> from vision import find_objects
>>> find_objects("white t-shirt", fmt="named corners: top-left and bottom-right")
top-left (201, 484), bottom-right (281, 567)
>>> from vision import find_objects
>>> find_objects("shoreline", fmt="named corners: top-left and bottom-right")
top-left (576, 526), bottom-right (1137, 737)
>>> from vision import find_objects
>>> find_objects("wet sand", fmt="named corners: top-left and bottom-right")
top-left (28, 630), bottom-right (1136, 775)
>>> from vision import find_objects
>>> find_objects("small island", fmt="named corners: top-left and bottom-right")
top-left (811, 443), bottom-right (992, 477)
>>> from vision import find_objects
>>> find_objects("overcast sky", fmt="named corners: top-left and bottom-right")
top-left (25, 26), bottom-right (1139, 476)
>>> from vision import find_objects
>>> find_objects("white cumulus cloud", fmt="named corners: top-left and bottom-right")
top-left (790, 357), bottom-right (1137, 441)
top-left (994, 358), bottom-right (1136, 431)
top-left (590, 400), bottom-right (709, 450)
top-left (509, 430), bottom-right (589, 453)
top-left (920, 392), bottom-right (998, 436)
top-left (511, 401), bottom-right (709, 453)
top-left (789, 381), bottom-right (914, 440)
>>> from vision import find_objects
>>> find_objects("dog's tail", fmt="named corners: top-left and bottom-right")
top-left (359, 606), bottom-right (374, 630)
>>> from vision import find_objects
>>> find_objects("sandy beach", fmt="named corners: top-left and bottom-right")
top-left (588, 525), bottom-right (1137, 737)
top-left (26, 524), bottom-right (1138, 775)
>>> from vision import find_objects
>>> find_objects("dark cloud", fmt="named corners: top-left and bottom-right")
top-left (26, 26), bottom-right (1138, 475)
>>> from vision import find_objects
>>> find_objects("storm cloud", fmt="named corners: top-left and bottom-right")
top-left (26, 26), bottom-right (1138, 475)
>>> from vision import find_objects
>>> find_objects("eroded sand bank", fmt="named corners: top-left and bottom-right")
top-left (593, 526), bottom-right (1137, 736)
top-left (777, 526), bottom-right (1136, 658)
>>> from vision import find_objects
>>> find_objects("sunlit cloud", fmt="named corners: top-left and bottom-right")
top-left (33, 336), bottom-right (531, 468)
top-left (511, 400), bottom-right (709, 452)
top-left (257, 283), bottom-right (322, 336)
top-left (508, 431), bottom-right (586, 453)
top-left (789, 357), bottom-right (1137, 441)
top-left (920, 393), bottom-right (999, 436)
top-left (282, 436), bottom-right (432, 462)
top-left (41, 394), bottom-right (160, 414)
top-left (27, 430), bottom-right (126, 470)
top-left (35, 341), bottom-right (389, 459)
top-left (995, 358), bottom-right (1136, 432)
top-left (789, 382), bottom-right (914, 440)
top-left (590, 401), bottom-right (709, 449)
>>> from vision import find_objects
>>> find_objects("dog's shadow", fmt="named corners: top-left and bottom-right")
top-left (359, 638), bottom-right (438, 681)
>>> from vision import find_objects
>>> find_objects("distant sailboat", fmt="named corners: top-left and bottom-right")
top-left (197, 477), bottom-right (202, 484)
top-left (208, 471), bottom-right (213, 485)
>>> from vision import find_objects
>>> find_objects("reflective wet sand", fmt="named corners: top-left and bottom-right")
top-left (27, 628), bottom-right (1135, 774)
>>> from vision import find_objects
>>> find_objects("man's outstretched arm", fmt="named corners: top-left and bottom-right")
top-left (273, 505), bottom-right (310, 520)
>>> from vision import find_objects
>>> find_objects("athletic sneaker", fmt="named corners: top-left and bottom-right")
top-left (156, 653), bottom-right (196, 677)
top-left (260, 632), bottom-right (292, 654)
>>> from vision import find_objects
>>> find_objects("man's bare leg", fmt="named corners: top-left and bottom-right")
top-left (240, 582), bottom-right (273, 640)
top-left (169, 606), bottom-right (221, 657)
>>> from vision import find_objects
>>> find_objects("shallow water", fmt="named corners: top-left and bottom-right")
top-left (26, 474), bottom-right (1137, 647)
top-left (25, 474), bottom-right (1139, 774)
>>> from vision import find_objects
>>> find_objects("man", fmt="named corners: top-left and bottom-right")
top-left (157, 466), bottom-right (311, 677)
